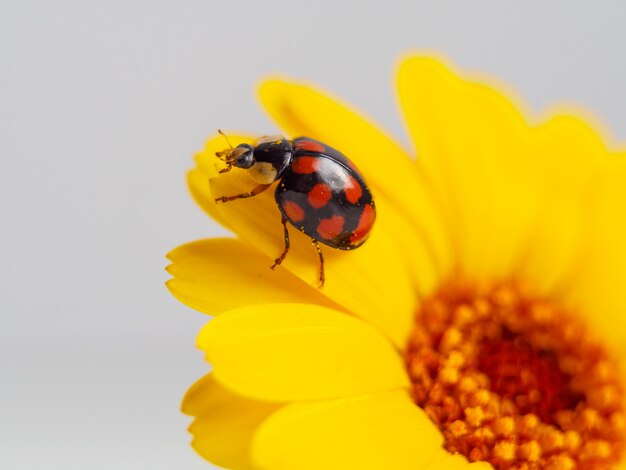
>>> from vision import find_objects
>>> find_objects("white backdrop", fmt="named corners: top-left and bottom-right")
top-left (2, 1), bottom-right (626, 468)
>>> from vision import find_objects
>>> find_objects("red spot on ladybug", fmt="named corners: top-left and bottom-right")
top-left (294, 140), bottom-right (326, 153)
top-left (317, 215), bottom-right (345, 240)
top-left (281, 200), bottom-right (305, 222)
top-left (344, 175), bottom-right (363, 204)
top-left (349, 204), bottom-right (375, 244)
top-left (307, 183), bottom-right (332, 209)
top-left (292, 156), bottom-right (318, 174)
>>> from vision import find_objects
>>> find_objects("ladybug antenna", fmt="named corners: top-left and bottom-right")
top-left (218, 129), bottom-right (234, 150)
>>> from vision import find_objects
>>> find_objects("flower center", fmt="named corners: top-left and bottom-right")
top-left (405, 281), bottom-right (626, 469)
top-left (478, 336), bottom-right (582, 425)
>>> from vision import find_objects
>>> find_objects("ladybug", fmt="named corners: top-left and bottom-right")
top-left (214, 131), bottom-right (376, 287)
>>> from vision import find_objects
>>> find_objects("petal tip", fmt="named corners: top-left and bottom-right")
top-left (397, 54), bottom-right (455, 79)
top-left (257, 77), bottom-right (295, 106)
top-left (540, 105), bottom-right (621, 151)
top-left (196, 318), bottom-right (219, 353)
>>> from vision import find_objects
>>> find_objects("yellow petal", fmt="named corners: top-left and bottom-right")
top-left (516, 114), bottom-right (606, 295)
top-left (560, 157), bottom-right (626, 354)
top-left (250, 390), bottom-right (443, 470)
top-left (192, 134), bottom-right (416, 347)
top-left (259, 78), bottom-right (451, 292)
top-left (166, 238), bottom-right (338, 315)
top-left (182, 374), bottom-right (280, 470)
top-left (398, 56), bottom-right (624, 305)
top-left (198, 304), bottom-right (409, 402)
top-left (398, 56), bottom-right (537, 283)
top-left (379, 195), bottom-right (439, 298)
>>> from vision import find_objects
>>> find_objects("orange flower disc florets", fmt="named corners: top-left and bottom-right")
top-left (405, 282), bottom-right (626, 470)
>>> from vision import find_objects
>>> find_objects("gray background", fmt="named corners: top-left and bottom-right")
top-left (2, 1), bottom-right (625, 469)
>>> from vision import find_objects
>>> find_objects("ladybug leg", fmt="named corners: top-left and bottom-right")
top-left (311, 239), bottom-right (325, 288)
top-left (270, 217), bottom-right (290, 270)
top-left (218, 163), bottom-right (233, 174)
top-left (215, 184), bottom-right (271, 203)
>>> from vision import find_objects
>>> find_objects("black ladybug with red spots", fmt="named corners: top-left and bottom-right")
top-left (215, 131), bottom-right (376, 287)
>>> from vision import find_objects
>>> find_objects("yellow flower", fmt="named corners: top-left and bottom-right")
top-left (167, 56), bottom-right (626, 469)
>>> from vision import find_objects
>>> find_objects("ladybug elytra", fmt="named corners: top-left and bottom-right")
top-left (214, 131), bottom-right (376, 287)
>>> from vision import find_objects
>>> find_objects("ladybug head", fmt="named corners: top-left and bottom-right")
top-left (214, 131), bottom-right (292, 183)
top-left (231, 144), bottom-right (255, 168)
top-left (216, 143), bottom-right (255, 174)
